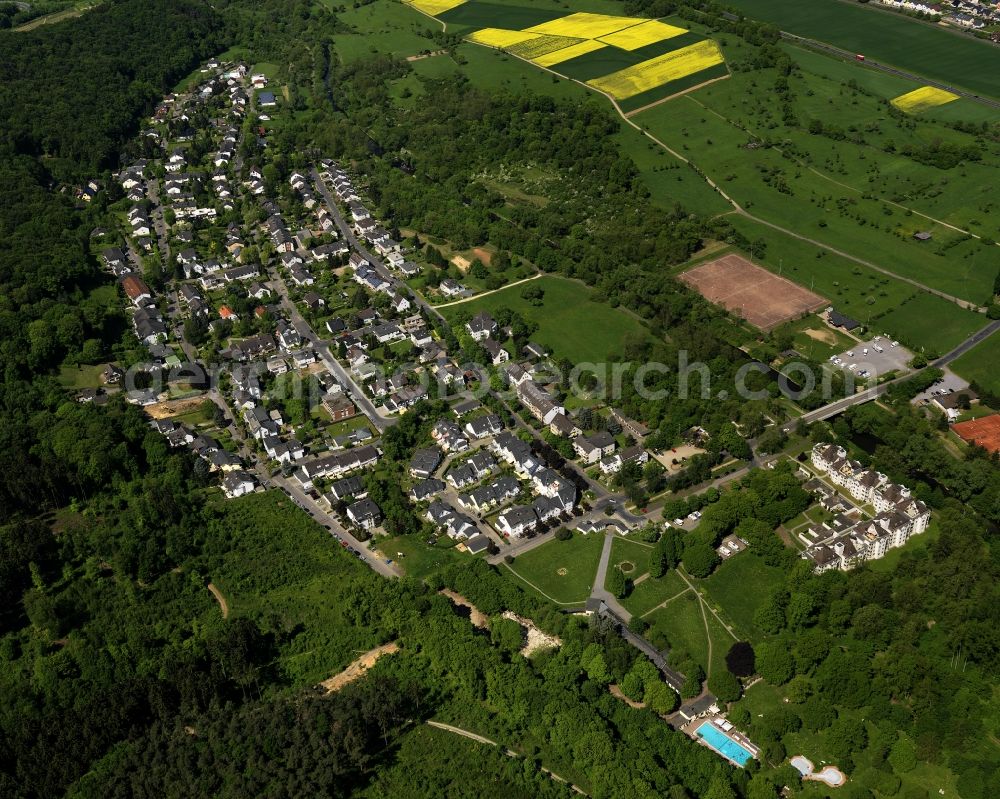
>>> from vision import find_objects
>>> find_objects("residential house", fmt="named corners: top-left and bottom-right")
top-left (222, 471), bottom-right (256, 498)
top-left (330, 475), bottom-right (366, 502)
top-left (464, 414), bottom-right (504, 440)
top-left (295, 445), bottom-right (379, 489)
top-left (574, 431), bottom-right (616, 464)
top-left (496, 505), bottom-right (538, 538)
top-left (600, 445), bottom-right (648, 475)
top-left (121, 275), bottom-right (152, 307)
top-left (465, 312), bottom-right (496, 342)
top-left (409, 447), bottom-right (443, 479)
top-left (482, 338), bottom-right (509, 365)
top-left (347, 498), bottom-right (382, 531)
top-left (410, 478), bottom-right (446, 503)
top-left (322, 393), bottom-right (357, 422)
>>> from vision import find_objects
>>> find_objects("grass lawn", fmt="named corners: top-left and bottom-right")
top-left (322, 415), bottom-right (374, 439)
top-left (874, 292), bottom-right (988, 356)
top-left (613, 121), bottom-right (732, 217)
top-left (171, 401), bottom-right (218, 428)
top-left (609, 536), bottom-right (655, 581)
top-left (622, 569), bottom-right (690, 617)
top-left (453, 42), bottom-right (593, 100)
top-left (951, 330), bottom-right (1000, 395)
top-left (440, 275), bottom-right (652, 363)
top-left (378, 533), bottom-right (467, 579)
top-left (505, 531), bottom-right (605, 604)
top-left (700, 552), bottom-right (787, 639)
top-left (646, 590), bottom-right (711, 671)
top-left (57, 363), bottom-right (109, 390)
top-left (776, 315), bottom-right (858, 362)
top-left (334, 0), bottom-right (442, 62)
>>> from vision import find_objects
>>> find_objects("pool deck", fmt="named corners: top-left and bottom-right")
top-left (682, 715), bottom-right (760, 768)
top-left (791, 755), bottom-right (847, 787)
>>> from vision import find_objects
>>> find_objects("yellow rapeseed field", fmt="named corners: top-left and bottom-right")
top-left (467, 28), bottom-right (545, 49)
top-left (532, 39), bottom-right (607, 67)
top-left (527, 12), bottom-right (647, 39)
top-left (597, 19), bottom-right (686, 50)
top-left (587, 39), bottom-right (724, 100)
top-left (891, 86), bottom-right (959, 114)
top-left (406, 0), bottom-right (466, 15)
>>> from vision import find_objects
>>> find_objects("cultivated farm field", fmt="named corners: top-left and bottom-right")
top-left (418, 0), bottom-right (732, 111)
top-left (723, 0), bottom-right (1000, 99)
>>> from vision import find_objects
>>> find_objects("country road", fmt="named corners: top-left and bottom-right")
top-left (782, 318), bottom-right (1000, 429)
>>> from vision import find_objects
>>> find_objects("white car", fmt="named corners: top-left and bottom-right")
top-left (846, 351), bottom-right (854, 357)
top-left (859, 370), bottom-right (869, 378)
top-left (848, 363), bottom-right (858, 372)
top-left (891, 341), bottom-right (899, 348)
top-left (674, 518), bottom-right (685, 527)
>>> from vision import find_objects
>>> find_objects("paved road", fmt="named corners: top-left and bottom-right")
top-left (266, 272), bottom-right (396, 431)
top-left (589, 532), bottom-right (633, 621)
top-left (273, 472), bottom-right (402, 579)
top-left (781, 319), bottom-right (1000, 429)
top-left (310, 168), bottom-right (445, 324)
top-left (935, 318), bottom-right (1000, 366)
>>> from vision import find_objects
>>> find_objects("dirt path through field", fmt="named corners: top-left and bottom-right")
top-left (319, 642), bottom-right (399, 693)
top-left (207, 582), bottom-right (229, 618)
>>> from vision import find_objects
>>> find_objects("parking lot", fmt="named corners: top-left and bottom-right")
top-left (912, 367), bottom-right (970, 404)
top-left (828, 335), bottom-right (912, 382)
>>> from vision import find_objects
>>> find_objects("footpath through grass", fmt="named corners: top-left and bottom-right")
top-left (505, 532), bottom-right (605, 604)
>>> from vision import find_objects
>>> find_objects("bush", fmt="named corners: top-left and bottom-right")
top-left (554, 527), bottom-right (572, 541)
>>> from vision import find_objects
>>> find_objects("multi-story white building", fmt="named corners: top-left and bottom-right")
top-left (805, 443), bottom-right (931, 572)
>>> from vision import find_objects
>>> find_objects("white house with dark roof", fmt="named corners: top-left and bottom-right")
top-left (465, 312), bottom-right (496, 342)
top-left (496, 505), bottom-right (538, 538)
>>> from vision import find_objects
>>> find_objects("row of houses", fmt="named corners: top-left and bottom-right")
top-left (804, 443), bottom-right (931, 572)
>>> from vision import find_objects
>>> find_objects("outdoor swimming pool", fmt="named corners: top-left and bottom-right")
top-left (695, 722), bottom-right (755, 766)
